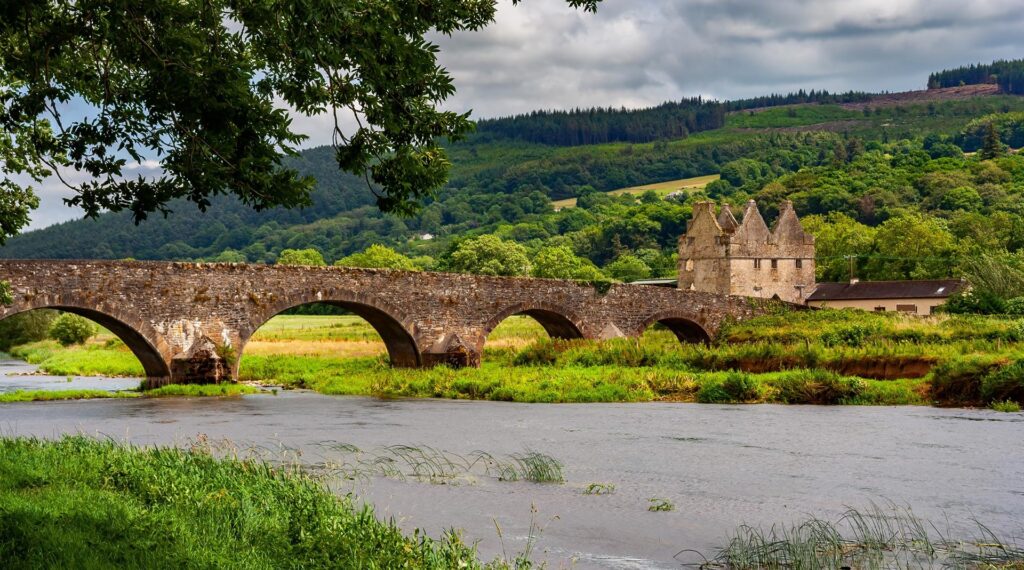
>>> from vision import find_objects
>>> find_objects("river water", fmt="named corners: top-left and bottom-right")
top-left (2, 359), bottom-right (1023, 569)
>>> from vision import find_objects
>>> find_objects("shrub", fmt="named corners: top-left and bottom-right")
top-left (722, 372), bottom-right (762, 401)
top-left (990, 400), bottom-right (1021, 412)
top-left (981, 362), bottom-right (1024, 405)
top-left (820, 324), bottom-right (878, 348)
top-left (512, 340), bottom-right (561, 366)
top-left (1005, 297), bottom-right (1024, 315)
top-left (929, 356), bottom-right (1003, 406)
top-left (0, 280), bottom-right (12, 305)
top-left (772, 370), bottom-right (865, 405)
top-left (49, 313), bottom-right (98, 346)
top-left (0, 309), bottom-right (57, 351)
top-left (696, 381), bottom-right (732, 403)
top-left (698, 373), bottom-right (762, 403)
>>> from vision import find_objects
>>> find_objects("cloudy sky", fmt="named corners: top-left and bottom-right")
top-left (22, 0), bottom-right (1024, 230)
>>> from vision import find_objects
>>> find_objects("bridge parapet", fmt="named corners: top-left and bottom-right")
top-left (0, 260), bottom-right (779, 385)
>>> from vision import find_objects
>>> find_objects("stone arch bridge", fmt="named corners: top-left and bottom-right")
top-left (0, 260), bottom-right (780, 387)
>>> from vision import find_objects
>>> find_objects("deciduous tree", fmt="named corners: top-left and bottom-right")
top-left (447, 235), bottom-right (530, 276)
top-left (0, 0), bottom-right (601, 242)
top-left (276, 248), bottom-right (326, 267)
top-left (335, 245), bottom-right (417, 271)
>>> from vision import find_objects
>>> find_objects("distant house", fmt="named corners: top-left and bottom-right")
top-left (806, 279), bottom-right (966, 315)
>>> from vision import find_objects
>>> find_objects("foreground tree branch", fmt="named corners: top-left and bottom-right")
top-left (0, 0), bottom-right (601, 243)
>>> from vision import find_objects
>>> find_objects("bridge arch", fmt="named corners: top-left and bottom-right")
top-left (0, 296), bottom-right (172, 379)
top-left (241, 288), bottom-right (421, 367)
top-left (482, 302), bottom-right (587, 343)
top-left (637, 310), bottom-right (712, 345)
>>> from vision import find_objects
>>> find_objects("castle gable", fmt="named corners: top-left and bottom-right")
top-left (682, 201), bottom-right (724, 245)
top-left (717, 204), bottom-right (739, 233)
top-left (772, 200), bottom-right (814, 246)
top-left (733, 200), bottom-right (771, 245)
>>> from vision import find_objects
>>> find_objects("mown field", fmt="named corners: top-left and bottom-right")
top-left (550, 174), bottom-right (720, 209)
top-left (6, 309), bottom-right (1024, 409)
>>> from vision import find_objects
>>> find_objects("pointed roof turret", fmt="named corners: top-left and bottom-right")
top-left (734, 200), bottom-right (770, 244)
top-left (717, 204), bottom-right (739, 234)
top-left (772, 200), bottom-right (814, 245)
top-left (679, 201), bottom-right (723, 248)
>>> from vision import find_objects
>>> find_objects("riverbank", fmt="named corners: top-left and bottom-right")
top-left (6, 309), bottom-right (1024, 407)
top-left (0, 436), bottom-right (502, 568)
top-left (2, 431), bottom-right (1021, 569)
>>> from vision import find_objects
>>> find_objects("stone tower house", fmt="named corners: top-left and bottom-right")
top-left (677, 200), bottom-right (816, 303)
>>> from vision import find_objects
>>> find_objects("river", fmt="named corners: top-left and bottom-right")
top-left (2, 358), bottom-right (1022, 569)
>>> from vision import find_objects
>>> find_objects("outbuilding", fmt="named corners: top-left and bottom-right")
top-left (806, 279), bottom-right (966, 315)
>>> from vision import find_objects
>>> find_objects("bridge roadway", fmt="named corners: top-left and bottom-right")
top-left (0, 260), bottom-right (778, 386)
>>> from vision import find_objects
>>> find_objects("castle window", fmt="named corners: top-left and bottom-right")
top-left (685, 259), bottom-right (694, 271)
top-left (796, 259), bottom-right (803, 269)
top-left (687, 237), bottom-right (695, 246)
top-left (753, 259), bottom-right (762, 269)
top-left (770, 259), bottom-right (778, 269)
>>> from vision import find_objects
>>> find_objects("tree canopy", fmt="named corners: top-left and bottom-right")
top-left (335, 244), bottom-right (417, 271)
top-left (276, 248), bottom-right (326, 266)
top-left (0, 0), bottom-right (600, 243)
top-left (446, 235), bottom-right (530, 276)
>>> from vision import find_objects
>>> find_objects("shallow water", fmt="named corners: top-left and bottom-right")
top-left (1, 359), bottom-right (1022, 569)
top-left (0, 359), bottom-right (140, 393)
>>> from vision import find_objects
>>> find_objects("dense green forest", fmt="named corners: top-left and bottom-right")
top-left (928, 59), bottom-right (1024, 95)
top-left (723, 89), bottom-right (874, 112)
top-left (475, 97), bottom-right (725, 146)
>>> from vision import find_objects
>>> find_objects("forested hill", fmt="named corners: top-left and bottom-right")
top-left (475, 98), bottom-right (725, 146)
top-left (928, 59), bottom-right (1024, 95)
top-left (4, 65), bottom-right (1024, 267)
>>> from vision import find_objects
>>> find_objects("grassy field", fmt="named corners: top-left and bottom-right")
top-left (551, 174), bottom-right (720, 209)
top-left (8, 310), bottom-right (1024, 408)
top-left (0, 436), bottom-right (508, 569)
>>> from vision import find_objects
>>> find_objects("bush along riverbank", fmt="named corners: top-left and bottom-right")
top-left (6, 309), bottom-right (1024, 407)
top-left (0, 436), bottom-right (519, 569)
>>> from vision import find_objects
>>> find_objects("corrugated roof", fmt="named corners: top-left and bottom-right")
top-left (808, 279), bottom-right (965, 301)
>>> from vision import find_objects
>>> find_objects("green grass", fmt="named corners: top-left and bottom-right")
top-left (0, 389), bottom-right (140, 403)
top-left (143, 384), bottom-right (263, 398)
top-left (991, 399), bottom-right (1022, 412)
top-left (647, 498), bottom-right (674, 512)
top-left (9, 339), bottom-right (145, 377)
top-left (0, 436), bottom-right (514, 569)
top-left (703, 503), bottom-right (1024, 570)
top-left (316, 444), bottom-right (563, 485)
top-left (583, 483), bottom-right (616, 496)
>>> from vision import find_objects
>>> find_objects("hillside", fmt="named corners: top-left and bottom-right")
top-left (4, 68), bottom-right (1024, 271)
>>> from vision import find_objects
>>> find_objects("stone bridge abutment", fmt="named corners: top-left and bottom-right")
top-left (0, 260), bottom-right (779, 386)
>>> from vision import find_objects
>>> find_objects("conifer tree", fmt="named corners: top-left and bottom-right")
top-left (981, 123), bottom-right (1004, 160)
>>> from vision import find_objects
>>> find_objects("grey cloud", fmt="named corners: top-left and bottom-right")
top-left (434, 0), bottom-right (1024, 114)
